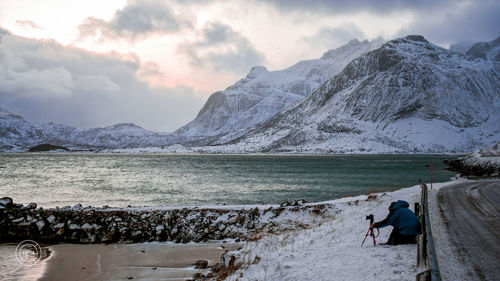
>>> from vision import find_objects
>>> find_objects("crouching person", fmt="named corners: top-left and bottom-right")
top-left (372, 200), bottom-right (421, 245)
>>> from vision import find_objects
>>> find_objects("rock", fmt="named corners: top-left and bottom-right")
top-left (56, 227), bottom-right (65, 236)
top-left (47, 215), bottom-right (56, 224)
top-left (72, 203), bottom-right (82, 209)
top-left (192, 273), bottom-right (206, 280)
top-left (52, 222), bottom-right (65, 229)
top-left (155, 225), bottom-right (164, 235)
top-left (218, 224), bottom-right (226, 231)
top-left (82, 223), bottom-right (93, 231)
top-left (69, 224), bottom-right (80, 230)
top-left (210, 263), bottom-right (222, 273)
top-left (0, 197), bottom-right (13, 208)
top-left (27, 202), bottom-right (37, 209)
top-left (293, 199), bottom-right (306, 206)
top-left (193, 260), bottom-right (209, 269)
top-left (36, 220), bottom-right (45, 231)
top-left (280, 201), bottom-right (291, 207)
top-left (131, 230), bottom-right (142, 241)
top-left (102, 230), bottom-right (117, 243)
top-left (28, 144), bottom-right (69, 152)
top-left (12, 217), bottom-right (24, 223)
top-left (171, 228), bottom-right (178, 235)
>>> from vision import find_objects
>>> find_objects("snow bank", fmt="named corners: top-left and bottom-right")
top-left (224, 183), bottom-right (429, 281)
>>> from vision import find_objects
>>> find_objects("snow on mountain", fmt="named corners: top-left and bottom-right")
top-left (465, 36), bottom-right (500, 61)
top-left (0, 107), bottom-right (183, 152)
top-left (449, 41), bottom-right (474, 54)
top-left (174, 38), bottom-right (384, 140)
top-left (215, 35), bottom-right (500, 153)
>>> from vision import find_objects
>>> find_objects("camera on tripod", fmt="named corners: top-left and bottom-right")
top-left (366, 214), bottom-right (374, 223)
top-left (361, 214), bottom-right (378, 247)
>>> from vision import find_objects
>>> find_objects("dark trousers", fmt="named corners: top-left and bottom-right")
top-left (387, 228), bottom-right (417, 245)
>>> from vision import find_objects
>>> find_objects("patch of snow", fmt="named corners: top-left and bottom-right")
top-left (224, 182), bottom-right (443, 281)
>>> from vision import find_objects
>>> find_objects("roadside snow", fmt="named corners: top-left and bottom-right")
top-left (225, 184), bottom-right (427, 281)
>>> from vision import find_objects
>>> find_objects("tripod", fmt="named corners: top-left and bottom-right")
top-left (361, 214), bottom-right (376, 247)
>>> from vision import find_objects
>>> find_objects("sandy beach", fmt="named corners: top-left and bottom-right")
top-left (0, 242), bottom-right (240, 281)
top-left (40, 242), bottom-right (240, 281)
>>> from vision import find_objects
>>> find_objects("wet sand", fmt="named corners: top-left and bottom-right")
top-left (0, 243), bottom-right (48, 281)
top-left (40, 242), bottom-right (241, 281)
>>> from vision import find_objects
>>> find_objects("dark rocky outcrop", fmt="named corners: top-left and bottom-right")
top-left (444, 159), bottom-right (498, 177)
top-left (28, 144), bottom-right (69, 152)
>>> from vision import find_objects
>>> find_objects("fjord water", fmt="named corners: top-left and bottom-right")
top-left (0, 154), bottom-right (457, 208)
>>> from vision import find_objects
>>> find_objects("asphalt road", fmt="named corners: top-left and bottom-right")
top-left (438, 180), bottom-right (500, 281)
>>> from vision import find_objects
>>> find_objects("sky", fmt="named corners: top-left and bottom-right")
top-left (0, 0), bottom-right (498, 132)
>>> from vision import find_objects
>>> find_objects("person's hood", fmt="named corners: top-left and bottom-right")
top-left (391, 200), bottom-right (409, 210)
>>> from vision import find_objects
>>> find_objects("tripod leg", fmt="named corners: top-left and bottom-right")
top-left (361, 228), bottom-right (371, 247)
top-left (371, 228), bottom-right (376, 246)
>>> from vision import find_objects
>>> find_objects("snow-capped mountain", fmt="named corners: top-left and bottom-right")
top-left (1, 35), bottom-right (498, 154)
top-left (465, 36), bottom-right (500, 61)
top-left (217, 35), bottom-right (500, 153)
top-left (0, 108), bottom-right (182, 151)
top-left (174, 38), bottom-right (384, 140)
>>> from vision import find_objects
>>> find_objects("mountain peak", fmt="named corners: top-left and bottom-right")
top-left (246, 66), bottom-right (268, 79)
top-left (403, 35), bottom-right (428, 43)
top-left (108, 123), bottom-right (144, 130)
top-left (466, 36), bottom-right (500, 61)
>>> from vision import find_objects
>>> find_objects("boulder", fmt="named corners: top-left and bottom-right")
top-left (0, 197), bottom-right (13, 208)
top-left (193, 260), bottom-right (209, 269)
top-left (27, 203), bottom-right (37, 209)
top-left (72, 203), bottom-right (83, 209)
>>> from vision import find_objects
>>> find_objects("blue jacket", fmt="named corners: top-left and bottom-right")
top-left (373, 200), bottom-right (421, 236)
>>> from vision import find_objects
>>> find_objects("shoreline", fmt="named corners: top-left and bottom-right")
top-left (0, 151), bottom-right (468, 156)
top-left (39, 242), bottom-right (241, 281)
top-left (1, 179), bottom-right (478, 281)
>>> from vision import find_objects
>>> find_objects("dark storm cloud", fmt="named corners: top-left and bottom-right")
top-left (178, 21), bottom-right (266, 75)
top-left (253, 0), bottom-right (499, 47)
top-left (78, 0), bottom-right (191, 40)
top-left (0, 31), bottom-right (204, 132)
top-left (398, 1), bottom-right (500, 46)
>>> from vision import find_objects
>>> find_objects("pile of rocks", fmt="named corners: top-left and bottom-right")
top-left (0, 197), bottom-right (334, 244)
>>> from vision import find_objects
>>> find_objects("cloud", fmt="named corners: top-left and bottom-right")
top-left (397, 1), bottom-right (500, 45)
top-left (78, 0), bottom-right (191, 40)
top-left (178, 21), bottom-right (266, 75)
top-left (254, 0), bottom-right (457, 15)
top-left (302, 22), bottom-right (365, 51)
top-left (16, 20), bottom-right (44, 30)
top-left (0, 31), bottom-right (205, 132)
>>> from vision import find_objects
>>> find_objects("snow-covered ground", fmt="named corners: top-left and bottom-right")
top-left (462, 142), bottom-right (500, 169)
top-left (222, 180), bottom-right (469, 281)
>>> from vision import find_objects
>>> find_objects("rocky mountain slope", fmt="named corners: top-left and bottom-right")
top-left (466, 36), bottom-right (500, 61)
top-left (0, 107), bottom-right (180, 151)
top-left (215, 35), bottom-right (500, 153)
top-left (174, 38), bottom-right (384, 141)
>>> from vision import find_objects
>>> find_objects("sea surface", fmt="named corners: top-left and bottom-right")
top-left (0, 153), bottom-right (457, 208)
